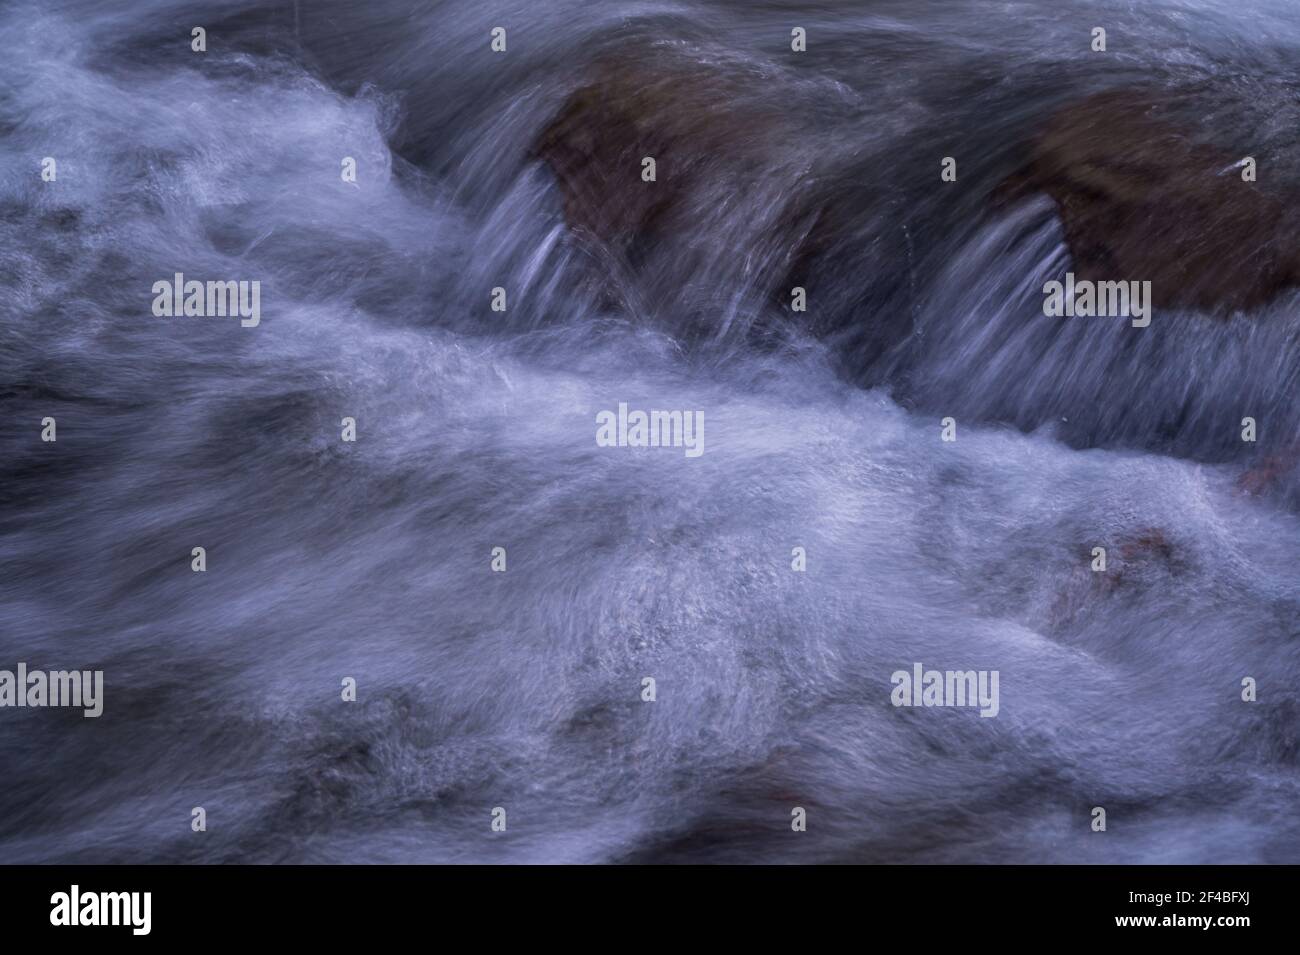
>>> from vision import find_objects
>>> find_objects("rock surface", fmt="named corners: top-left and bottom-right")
top-left (531, 47), bottom-right (835, 323)
top-left (1002, 89), bottom-right (1300, 314)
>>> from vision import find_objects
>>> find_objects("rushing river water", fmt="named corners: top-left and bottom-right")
top-left (0, 0), bottom-right (1297, 863)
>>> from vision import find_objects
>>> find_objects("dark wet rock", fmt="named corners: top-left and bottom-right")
top-left (1049, 527), bottom-right (1187, 626)
top-left (536, 52), bottom-right (782, 243)
top-left (1116, 527), bottom-right (1176, 566)
top-left (1238, 442), bottom-right (1300, 496)
top-left (1001, 89), bottom-right (1300, 314)
top-left (1102, 526), bottom-right (1189, 589)
top-left (531, 48), bottom-right (838, 326)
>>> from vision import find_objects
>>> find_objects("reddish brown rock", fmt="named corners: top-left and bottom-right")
top-left (1002, 89), bottom-right (1300, 314)
top-left (531, 47), bottom-right (833, 311)
top-left (536, 51), bottom-right (783, 239)
top-left (1237, 442), bottom-right (1300, 495)
top-left (1049, 527), bottom-right (1186, 627)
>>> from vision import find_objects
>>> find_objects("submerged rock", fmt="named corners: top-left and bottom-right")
top-left (1002, 89), bottom-right (1300, 314)
top-left (1238, 442), bottom-right (1300, 496)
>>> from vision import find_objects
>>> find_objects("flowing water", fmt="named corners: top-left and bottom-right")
top-left (0, 0), bottom-right (1297, 863)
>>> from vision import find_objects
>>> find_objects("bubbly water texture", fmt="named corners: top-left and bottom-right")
top-left (0, 0), bottom-right (1297, 863)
